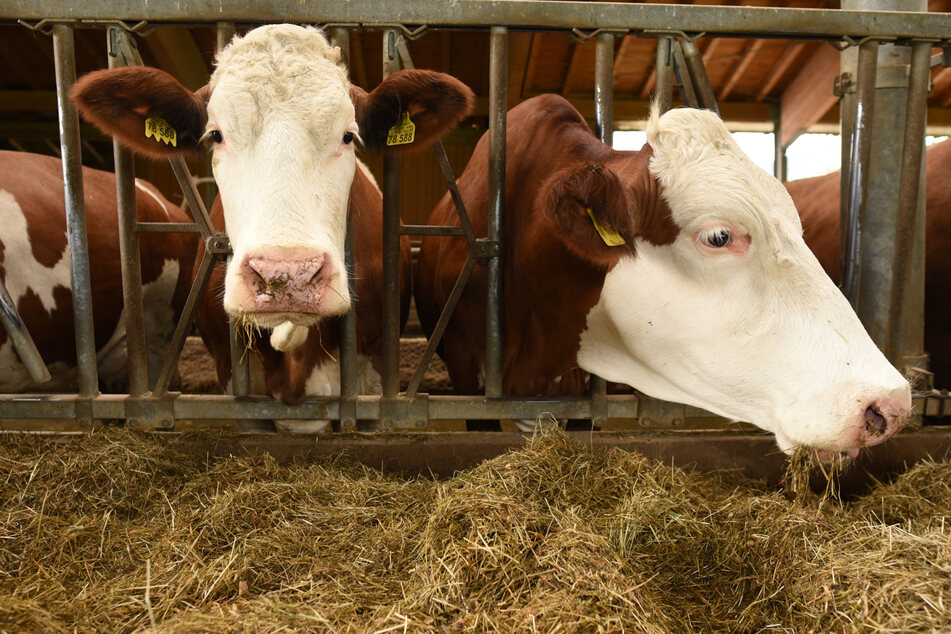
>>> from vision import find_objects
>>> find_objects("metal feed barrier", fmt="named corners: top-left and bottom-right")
top-left (2, 2), bottom-right (951, 475)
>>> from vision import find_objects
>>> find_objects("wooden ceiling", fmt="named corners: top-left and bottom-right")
top-left (2, 0), bottom-right (951, 168)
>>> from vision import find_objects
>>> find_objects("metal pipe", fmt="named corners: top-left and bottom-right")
top-left (53, 23), bottom-right (99, 397)
top-left (0, 278), bottom-right (50, 384)
top-left (229, 316), bottom-right (251, 397)
top-left (885, 40), bottom-right (931, 366)
top-left (381, 29), bottom-right (402, 398)
top-left (108, 27), bottom-right (149, 396)
top-left (772, 105), bottom-right (785, 181)
top-left (681, 38), bottom-right (719, 115)
top-left (655, 36), bottom-right (674, 115)
top-left (671, 39), bottom-right (699, 108)
top-left (841, 38), bottom-right (878, 308)
top-left (594, 32), bottom-right (614, 146)
top-left (216, 21), bottom-right (235, 52)
top-left (8, 4), bottom-right (951, 41)
top-left (485, 26), bottom-right (508, 399)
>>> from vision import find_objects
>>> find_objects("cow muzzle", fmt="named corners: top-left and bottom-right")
top-left (232, 250), bottom-right (343, 319)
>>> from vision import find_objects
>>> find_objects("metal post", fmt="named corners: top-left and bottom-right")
top-left (381, 29), bottom-right (402, 398)
top-left (331, 27), bottom-right (357, 430)
top-left (841, 38), bottom-right (878, 308)
top-left (681, 38), bottom-right (719, 115)
top-left (0, 279), bottom-right (50, 384)
top-left (485, 26), bottom-right (507, 399)
top-left (671, 39), bottom-right (699, 108)
top-left (108, 27), bottom-right (149, 396)
top-left (773, 105), bottom-right (786, 181)
top-left (655, 36), bottom-right (674, 115)
top-left (52, 23), bottom-right (99, 397)
top-left (885, 40), bottom-right (930, 366)
top-left (216, 21), bottom-right (235, 52)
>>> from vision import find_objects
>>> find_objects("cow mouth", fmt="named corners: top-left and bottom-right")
top-left (234, 310), bottom-right (321, 332)
top-left (814, 447), bottom-right (861, 462)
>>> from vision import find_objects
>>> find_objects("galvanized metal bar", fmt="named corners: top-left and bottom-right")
top-left (8, 4), bottom-right (951, 41)
top-left (405, 255), bottom-right (477, 398)
top-left (842, 38), bottom-right (878, 308)
top-left (136, 222), bottom-right (202, 233)
top-left (885, 40), bottom-right (931, 366)
top-left (108, 26), bottom-right (149, 396)
top-left (228, 315), bottom-right (251, 397)
top-left (772, 105), bottom-right (785, 181)
top-left (0, 278), bottom-right (50, 384)
top-left (655, 36), bottom-right (674, 115)
top-left (153, 249), bottom-right (216, 395)
top-left (671, 39), bottom-right (699, 108)
top-left (168, 157), bottom-right (217, 241)
top-left (681, 38), bottom-right (720, 115)
top-left (216, 21), bottom-right (235, 51)
top-left (52, 23), bottom-right (99, 397)
top-left (485, 26), bottom-right (507, 399)
top-left (433, 140), bottom-right (478, 245)
top-left (331, 27), bottom-right (357, 430)
top-left (381, 28), bottom-right (402, 399)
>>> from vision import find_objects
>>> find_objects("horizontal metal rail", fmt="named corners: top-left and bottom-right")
top-left (6, 3), bottom-right (951, 42)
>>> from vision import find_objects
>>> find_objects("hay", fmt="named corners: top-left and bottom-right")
top-left (1, 428), bottom-right (950, 632)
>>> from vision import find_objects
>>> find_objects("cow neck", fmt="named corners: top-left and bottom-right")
top-left (624, 145), bottom-right (678, 248)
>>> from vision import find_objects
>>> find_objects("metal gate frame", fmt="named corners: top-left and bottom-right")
top-left (1, 2), bottom-right (950, 432)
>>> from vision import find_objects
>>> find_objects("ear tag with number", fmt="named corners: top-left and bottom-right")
top-left (586, 207), bottom-right (626, 246)
top-left (145, 113), bottom-right (177, 147)
top-left (386, 111), bottom-right (416, 146)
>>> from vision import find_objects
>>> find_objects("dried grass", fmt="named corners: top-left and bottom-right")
top-left (1, 428), bottom-right (950, 632)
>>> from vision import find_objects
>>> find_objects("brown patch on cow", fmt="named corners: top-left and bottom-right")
top-left (71, 67), bottom-right (207, 159)
top-left (353, 69), bottom-right (474, 153)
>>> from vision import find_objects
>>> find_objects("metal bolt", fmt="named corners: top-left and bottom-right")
top-left (382, 418), bottom-right (393, 429)
top-left (415, 419), bottom-right (426, 428)
top-left (342, 418), bottom-right (355, 430)
top-left (128, 418), bottom-right (140, 428)
top-left (161, 419), bottom-right (173, 428)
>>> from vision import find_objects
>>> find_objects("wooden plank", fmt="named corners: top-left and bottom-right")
top-left (718, 39), bottom-right (766, 101)
top-left (138, 26), bottom-right (209, 91)
top-left (507, 32), bottom-right (533, 107)
top-left (756, 41), bottom-right (808, 102)
top-left (779, 43), bottom-right (840, 146)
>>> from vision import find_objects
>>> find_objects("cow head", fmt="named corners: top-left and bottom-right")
top-left (563, 106), bottom-right (911, 456)
top-left (72, 24), bottom-right (473, 331)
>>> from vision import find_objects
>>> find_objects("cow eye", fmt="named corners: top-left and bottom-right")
top-left (343, 131), bottom-right (354, 144)
top-left (205, 129), bottom-right (223, 144)
top-left (700, 228), bottom-right (731, 249)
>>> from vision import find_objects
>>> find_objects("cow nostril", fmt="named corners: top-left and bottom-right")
top-left (864, 405), bottom-right (887, 436)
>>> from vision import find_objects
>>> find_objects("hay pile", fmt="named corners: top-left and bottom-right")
top-left (1, 429), bottom-right (950, 632)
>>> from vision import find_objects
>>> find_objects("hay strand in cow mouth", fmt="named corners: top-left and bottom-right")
top-left (2, 427), bottom-right (950, 632)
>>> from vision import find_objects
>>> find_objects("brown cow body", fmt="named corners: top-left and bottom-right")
top-left (0, 150), bottom-right (195, 391)
top-left (787, 138), bottom-right (951, 387)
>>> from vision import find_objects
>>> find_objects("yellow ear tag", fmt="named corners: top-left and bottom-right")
top-left (586, 207), bottom-right (626, 246)
top-left (386, 111), bottom-right (416, 146)
top-left (144, 114), bottom-right (177, 147)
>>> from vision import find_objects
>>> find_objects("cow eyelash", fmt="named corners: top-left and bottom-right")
top-left (343, 131), bottom-right (354, 144)
top-left (201, 129), bottom-right (224, 145)
top-left (698, 227), bottom-right (732, 249)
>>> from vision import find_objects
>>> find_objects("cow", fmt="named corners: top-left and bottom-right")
top-left (0, 150), bottom-right (196, 392)
top-left (71, 24), bottom-right (474, 431)
top-left (415, 94), bottom-right (912, 457)
top-left (787, 137), bottom-right (951, 389)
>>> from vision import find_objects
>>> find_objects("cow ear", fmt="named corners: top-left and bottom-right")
top-left (71, 67), bottom-right (208, 159)
top-left (352, 69), bottom-right (474, 153)
top-left (541, 162), bottom-right (637, 267)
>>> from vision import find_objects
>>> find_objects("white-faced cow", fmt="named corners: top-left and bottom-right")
top-left (415, 94), bottom-right (911, 456)
top-left (72, 24), bottom-right (474, 430)
top-left (0, 150), bottom-right (196, 392)
top-left (787, 138), bottom-right (951, 389)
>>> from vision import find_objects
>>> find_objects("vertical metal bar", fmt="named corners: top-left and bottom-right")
top-left (655, 37), bottom-right (674, 115)
top-left (0, 279), bottom-right (50, 383)
top-left (108, 27), bottom-right (149, 396)
top-left (53, 23), bottom-right (98, 397)
top-left (842, 39), bottom-right (878, 308)
top-left (773, 105), bottom-right (786, 181)
top-left (671, 39), bottom-right (699, 108)
top-left (681, 38), bottom-right (719, 115)
top-left (885, 40), bottom-right (930, 366)
top-left (228, 315), bottom-right (251, 396)
top-left (216, 21), bottom-right (235, 52)
top-left (381, 29), bottom-right (401, 398)
top-left (594, 32), bottom-right (614, 146)
top-left (331, 27), bottom-right (357, 429)
top-left (485, 26), bottom-right (508, 399)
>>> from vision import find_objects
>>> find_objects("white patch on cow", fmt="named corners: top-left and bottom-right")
top-left (577, 106), bottom-right (910, 454)
top-left (274, 352), bottom-right (381, 434)
top-left (206, 25), bottom-right (356, 327)
top-left (0, 189), bottom-right (70, 314)
top-left (356, 159), bottom-right (379, 191)
top-left (134, 180), bottom-right (170, 219)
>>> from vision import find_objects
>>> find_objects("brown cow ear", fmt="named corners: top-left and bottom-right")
top-left (541, 161), bottom-right (637, 267)
top-left (353, 69), bottom-right (474, 153)
top-left (71, 67), bottom-right (208, 159)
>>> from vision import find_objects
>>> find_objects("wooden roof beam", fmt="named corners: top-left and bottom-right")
top-left (756, 41), bottom-right (808, 102)
top-left (138, 26), bottom-right (209, 91)
top-left (779, 43), bottom-right (840, 146)
top-left (508, 32), bottom-right (533, 107)
top-left (718, 39), bottom-right (765, 101)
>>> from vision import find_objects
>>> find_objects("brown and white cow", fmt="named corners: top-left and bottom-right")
top-left (415, 94), bottom-right (911, 456)
top-left (0, 150), bottom-right (196, 392)
top-left (787, 138), bottom-right (951, 389)
top-left (72, 24), bottom-right (473, 430)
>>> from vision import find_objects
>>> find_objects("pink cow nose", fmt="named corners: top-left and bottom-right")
top-left (856, 393), bottom-right (911, 448)
top-left (239, 252), bottom-right (330, 313)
